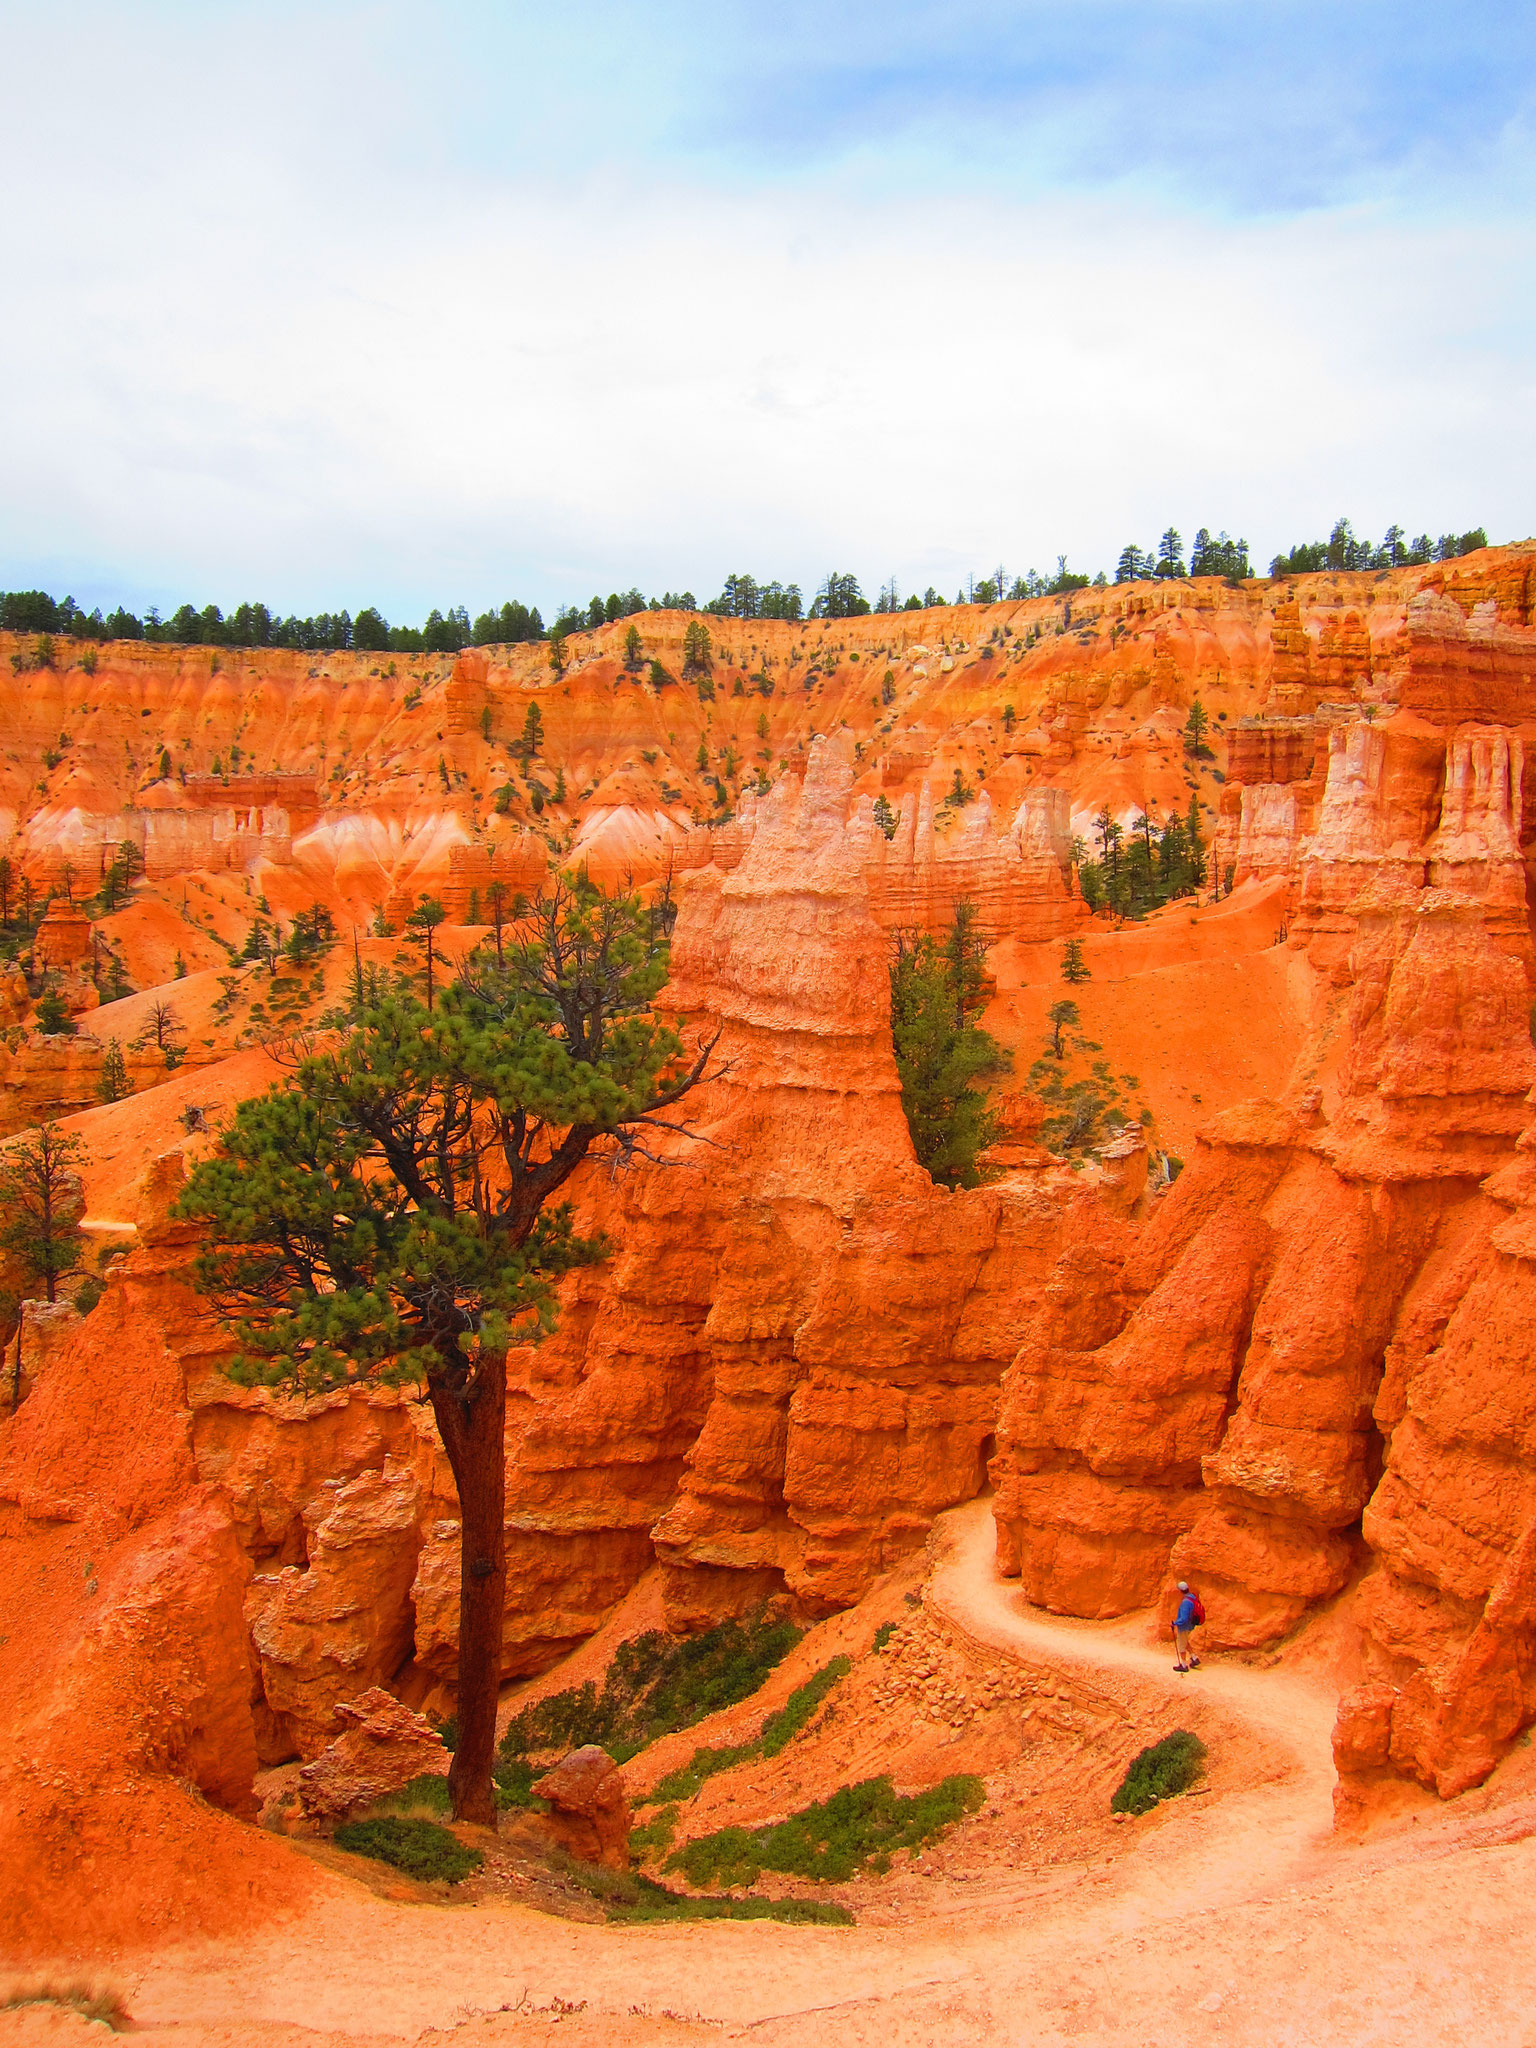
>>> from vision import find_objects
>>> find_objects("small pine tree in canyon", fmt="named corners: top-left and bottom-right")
top-left (0, 1121), bottom-right (86, 1307)
top-left (177, 873), bottom-right (719, 1822)
top-left (889, 905), bottom-right (1010, 1187)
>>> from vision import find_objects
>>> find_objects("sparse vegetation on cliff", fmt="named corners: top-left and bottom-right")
top-left (497, 1606), bottom-right (804, 1786)
top-left (666, 1772), bottom-right (984, 1888)
top-left (1030, 1007), bottom-right (1143, 1158)
top-left (645, 1656), bottom-right (853, 1804)
top-left (890, 907), bottom-right (1010, 1188)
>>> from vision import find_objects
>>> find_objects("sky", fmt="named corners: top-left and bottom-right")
top-left (1, 0), bottom-right (1533, 623)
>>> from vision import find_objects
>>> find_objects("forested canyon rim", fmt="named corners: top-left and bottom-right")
top-left (2, 544), bottom-right (1536, 2035)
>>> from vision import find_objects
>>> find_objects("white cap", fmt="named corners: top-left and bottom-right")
top-left (1177, 1580), bottom-right (1189, 1591)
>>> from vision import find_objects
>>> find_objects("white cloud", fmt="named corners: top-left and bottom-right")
top-left (0, 6), bottom-right (1531, 616)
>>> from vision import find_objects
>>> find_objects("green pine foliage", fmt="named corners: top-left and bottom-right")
top-left (0, 1122), bottom-right (86, 1304)
top-left (1268, 517), bottom-right (1485, 578)
top-left (645, 1657), bottom-right (851, 1804)
top-left (96, 1038), bottom-right (130, 1104)
top-left (1030, 1007), bottom-right (1143, 1158)
top-left (667, 1773), bottom-right (984, 1889)
top-left (176, 871), bottom-right (718, 1823)
top-left (890, 908), bottom-right (1010, 1188)
top-left (1111, 1730), bottom-right (1206, 1816)
top-left (34, 988), bottom-right (74, 1035)
top-left (1076, 799), bottom-right (1207, 918)
top-left (682, 619), bottom-right (713, 676)
top-left (332, 1816), bottom-right (483, 1884)
top-left (178, 873), bottom-right (702, 1399)
top-left (496, 1606), bottom-right (804, 1785)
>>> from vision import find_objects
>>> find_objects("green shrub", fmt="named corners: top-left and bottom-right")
top-left (2, 1983), bottom-right (128, 2031)
top-left (333, 1815), bottom-right (483, 1884)
top-left (491, 1754), bottom-right (547, 1809)
top-left (872, 1621), bottom-right (898, 1653)
top-left (73, 1274), bottom-right (105, 1317)
top-left (557, 1856), bottom-right (852, 1926)
top-left (498, 1606), bottom-right (803, 1777)
top-left (1110, 1730), bottom-right (1206, 1816)
top-left (628, 1803), bottom-right (679, 1860)
top-left (646, 1657), bottom-right (850, 1804)
top-left (372, 1772), bottom-right (451, 1816)
top-left (668, 1772), bottom-right (984, 1889)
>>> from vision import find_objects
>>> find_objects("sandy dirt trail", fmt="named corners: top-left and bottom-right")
top-left (89, 1501), bottom-right (1536, 2048)
top-left (927, 1497), bottom-right (1341, 1919)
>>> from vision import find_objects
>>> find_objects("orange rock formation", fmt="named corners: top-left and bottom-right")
top-left (3, 545), bottom-right (1536, 1955)
top-left (992, 542), bottom-right (1536, 1812)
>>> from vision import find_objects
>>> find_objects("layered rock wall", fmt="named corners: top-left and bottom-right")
top-left (994, 583), bottom-right (1536, 1806)
top-left (0, 736), bottom-right (1118, 1779)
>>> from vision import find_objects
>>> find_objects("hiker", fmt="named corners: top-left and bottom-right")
top-left (1173, 1580), bottom-right (1204, 1672)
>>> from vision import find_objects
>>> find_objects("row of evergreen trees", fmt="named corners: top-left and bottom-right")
top-left (0, 590), bottom-right (547, 656)
top-left (1116, 529), bottom-right (1252, 582)
top-left (1076, 797), bottom-right (1208, 916)
top-left (0, 514), bottom-right (1493, 652)
top-left (1267, 518), bottom-right (1486, 577)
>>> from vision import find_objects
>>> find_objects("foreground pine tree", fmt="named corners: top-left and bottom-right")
top-left (178, 874), bottom-right (717, 1822)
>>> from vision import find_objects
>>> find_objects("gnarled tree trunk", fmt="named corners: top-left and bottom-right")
top-left (429, 1350), bottom-right (508, 1825)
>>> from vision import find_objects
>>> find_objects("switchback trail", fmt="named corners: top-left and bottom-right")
top-left (120, 1499), bottom-right (1536, 2048)
top-left (929, 1495), bottom-right (1340, 1830)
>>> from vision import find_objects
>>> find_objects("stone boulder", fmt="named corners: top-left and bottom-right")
top-left (531, 1744), bottom-right (631, 1869)
top-left (294, 1687), bottom-right (448, 1824)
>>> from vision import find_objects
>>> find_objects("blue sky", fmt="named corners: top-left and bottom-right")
top-left (1, 0), bottom-right (1532, 621)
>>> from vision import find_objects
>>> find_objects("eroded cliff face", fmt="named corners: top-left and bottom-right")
top-left (992, 558), bottom-right (1536, 1809)
top-left (0, 734), bottom-right (1128, 1797)
top-left (500, 737), bottom-right (1101, 1642)
top-left (3, 552), bottom-right (1536, 1911)
top-left (9, 552), bottom-right (1527, 955)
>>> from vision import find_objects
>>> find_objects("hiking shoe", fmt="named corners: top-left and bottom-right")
top-left (1189, 1658), bottom-right (1201, 1669)
top-left (1173, 1664), bottom-right (1187, 1673)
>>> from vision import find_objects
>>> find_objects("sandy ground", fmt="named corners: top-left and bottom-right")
top-left (12, 1500), bottom-right (1536, 2047)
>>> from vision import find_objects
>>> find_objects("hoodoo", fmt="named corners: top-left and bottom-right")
top-left (3, 543), bottom-right (1536, 2034)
